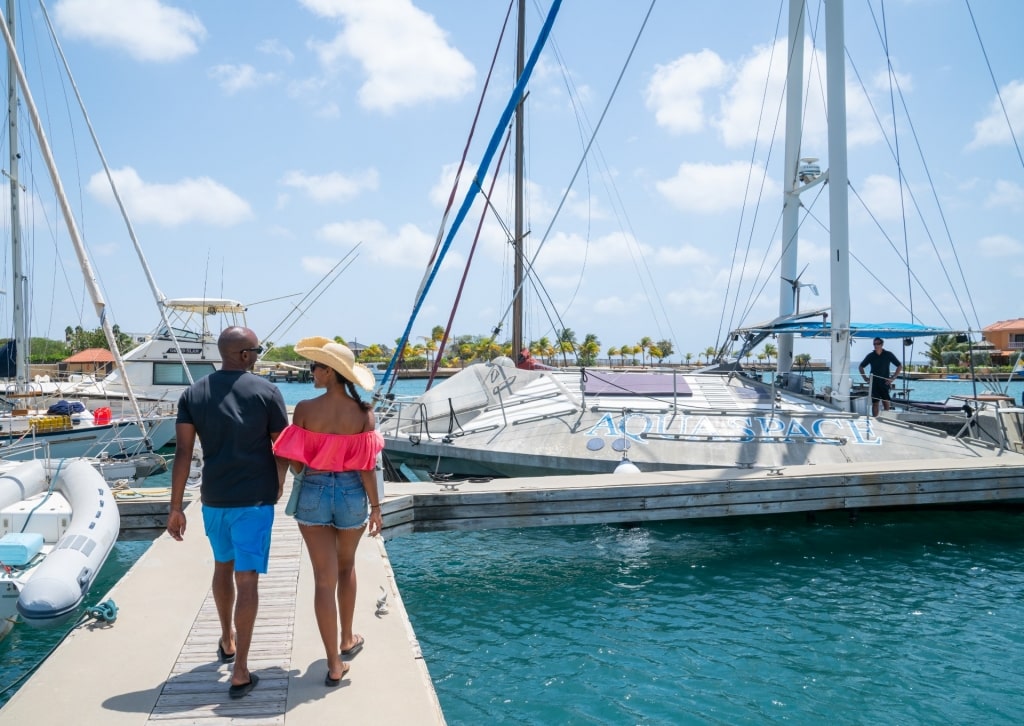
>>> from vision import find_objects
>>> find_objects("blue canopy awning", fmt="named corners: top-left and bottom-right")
top-left (736, 321), bottom-right (958, 339)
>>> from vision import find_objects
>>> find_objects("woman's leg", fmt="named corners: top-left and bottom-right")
top-left (299, 523), bottom-right (347, 680)
top-left (337, 525), bottom-right (366, 653)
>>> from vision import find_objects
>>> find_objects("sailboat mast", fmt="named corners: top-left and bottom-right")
top-left (0, 8), bottom-right (150, 441)
top-left (511, 0), bottom-right (526, 357)
top-left (777, 0), bottom-right (805, 379)
top-left (826, 0), bottom-right (852, 403)
top-left (5, 0), bottom-right (27, 392)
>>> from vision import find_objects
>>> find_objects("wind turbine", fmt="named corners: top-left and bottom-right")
top-left (781, 264), bottom-right (818, 314)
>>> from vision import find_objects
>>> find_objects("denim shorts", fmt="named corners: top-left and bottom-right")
top-left (201, 504), bottom-right (274, 573)
top-left (295, 470), bottom-right (369, 529)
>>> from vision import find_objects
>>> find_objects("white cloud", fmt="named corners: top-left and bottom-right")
top-left (644, 49), bottom-right (727, 134)
top-left (281, 170), bottom-right (380, 203)
top-left (54, 0), bottom-right (205, 62)
top-left (714, 39), bottom-right (880, 149)
top-left (209, 64), bottom-right (278, 94)
top-left (533, 231), bottom-right (651, 274)
top-left (855, 174), bottom-right (907, 221)
top-left (977, 234), bottom-right (1023, 258)
top-left (985, 179), bottom-right (1024, 210)
top-left (87, 167), bottom-right (251, 226)
top-left (654, 244), bottom-right (714, 266)
top-left (259, 39), bottom-right (295, 64)
top-left (316, 219), bottom-right (448, 269)
top-left (656, 161), bottom-right (780, 213)
top-left (300, 0), bottom-right (475, 112)
top-left (969, 80), bottom-right (1024, 149)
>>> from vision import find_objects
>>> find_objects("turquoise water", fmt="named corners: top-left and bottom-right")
top-left (3, 374), bottom-right (1023, 717)
top-left (388, 511), bottom-right (1024, 724)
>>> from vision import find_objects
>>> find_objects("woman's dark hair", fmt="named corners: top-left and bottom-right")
top-left (336, 370), bottom-right (371, 411)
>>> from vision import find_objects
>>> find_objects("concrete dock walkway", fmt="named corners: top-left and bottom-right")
top-left (0, 481), bottom-right (445, 725)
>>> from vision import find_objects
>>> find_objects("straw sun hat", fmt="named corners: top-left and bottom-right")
top-left (294, 336), bottom-right (375, 390)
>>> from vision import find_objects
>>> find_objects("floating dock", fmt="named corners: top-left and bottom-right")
top-left (379, 456), bottom-right (1024, 535)
top-left (0, 478), bottom-right (445, 725)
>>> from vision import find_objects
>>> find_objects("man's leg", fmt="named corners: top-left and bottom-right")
top-left (231, 570), bottom-right (259, 686)
top-left (212, 560), bottom-right (236, 657)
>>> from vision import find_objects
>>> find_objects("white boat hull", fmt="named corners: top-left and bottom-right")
top-left (379, 363), bottom-right (1024, 480)
top-left (0, 458), bottom-right (119, 634)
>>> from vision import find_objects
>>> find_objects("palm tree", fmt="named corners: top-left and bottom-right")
top-left (557, 328), bottom-right (577, 365)
top-left (638, 336), bottom-right (653, 367)
top-left (685, 352), bottom-right (693, 366)
top-left (607, 346), bottom-right (620, 367)
top-left (763, 342), bottom-right (777, 365)
top-left (536, 336), bottom-right (553, 366)
top-left (703, 346), bottom-right (716, 365)
top-left (656, 339), bottom-right (674, 362)
top-left (926, 334), bottom-right (956, 368)
top-left (579, 333), bottom-right (601, 366)
top-left (650, 344), bottom-right (664, 364)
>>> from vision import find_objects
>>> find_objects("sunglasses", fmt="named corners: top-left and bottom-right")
top-left (240, 346), bottom-right (264, 355)
top-left (873, 341), bottom-right (883, 346)
top-left (309, 362), bottom-right (327, 372)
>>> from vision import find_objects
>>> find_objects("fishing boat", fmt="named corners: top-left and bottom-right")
top-left (376, 0), bottom-right (1024, 480)
top-left (0, 1), bottom-right (175, 459)
top-left (0, 458), bottom-right (119, 639)
top-left (66, 297), bottom-right (247, 407)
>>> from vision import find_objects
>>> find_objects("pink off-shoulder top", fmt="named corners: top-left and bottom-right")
top-left (273, 424), bottom-right (384, 471)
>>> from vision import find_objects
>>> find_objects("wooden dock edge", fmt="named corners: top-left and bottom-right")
top-left (379, 457), bottom-right (1024, 535)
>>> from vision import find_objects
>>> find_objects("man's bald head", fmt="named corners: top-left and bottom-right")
top-left (218, 326), bottom-right (260, 371)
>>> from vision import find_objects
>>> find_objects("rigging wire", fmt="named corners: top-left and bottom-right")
top-left (877, 1), bottom-right (914, 338)
top-left (511, 0), bottom-right (658, 343)
top-left (964, 0), bottom-right (1024, 173)
top-left (380, 0), bottom-right (563, 391)
top-left (261, 243), bottom-right (361, 346)
top-left (383, 0), bottom-right (516, 396)
top-left (856, 4), bottom-right (980, 330)
top-left (541, 5), bottom-right (680, 350)
top-left (715, 0), bottom-right (787, 356)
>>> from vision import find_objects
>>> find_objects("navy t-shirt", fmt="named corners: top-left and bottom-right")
top-left (859, 349), bottom-right (901, 379)
top-left (177, 370), bottom-right (289, 507)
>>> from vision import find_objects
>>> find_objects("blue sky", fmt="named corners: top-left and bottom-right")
top-left (6, 0), bottom-right (1023, 363)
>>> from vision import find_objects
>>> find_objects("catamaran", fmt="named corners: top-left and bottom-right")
top-left (376, 0), bottom-right (1024, 481)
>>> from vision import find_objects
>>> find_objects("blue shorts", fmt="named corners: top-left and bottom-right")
top-left (202, 504), bottom-right (274, 573)
top-left (295, 470), bottom-right (369, 530)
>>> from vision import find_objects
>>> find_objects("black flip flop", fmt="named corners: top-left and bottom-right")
top-left (218, 641), bottom-right (236, 663)
top-left (341, 634), bottom-right (364, 659)
top-left (228, 672), bottom-right (258, 699)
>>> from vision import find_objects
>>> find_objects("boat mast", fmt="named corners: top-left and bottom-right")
top-left (777, 0), bottom-right (806, 379)
top-left (511, 0), bottom-right (526, 357)
top-left (5, 0), bottom-right (27, 393)
top-left (826, 0), bottom-right (852, 404)
top-left (0, 8), bottom-right (150, 441)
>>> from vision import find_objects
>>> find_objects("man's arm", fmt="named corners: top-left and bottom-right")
top-left (167, 422), bottom-right (197, 541)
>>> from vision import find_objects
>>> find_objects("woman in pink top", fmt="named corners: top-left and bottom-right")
top-left (273, 337), bottom-right (384, 687)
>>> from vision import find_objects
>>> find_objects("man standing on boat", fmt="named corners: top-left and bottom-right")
top-left (517, 347), bottom-right (552, 371)
top-left (167, 326), bottom-right (289, 699)
top-left (858, 338), bottom-right (903, 417)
